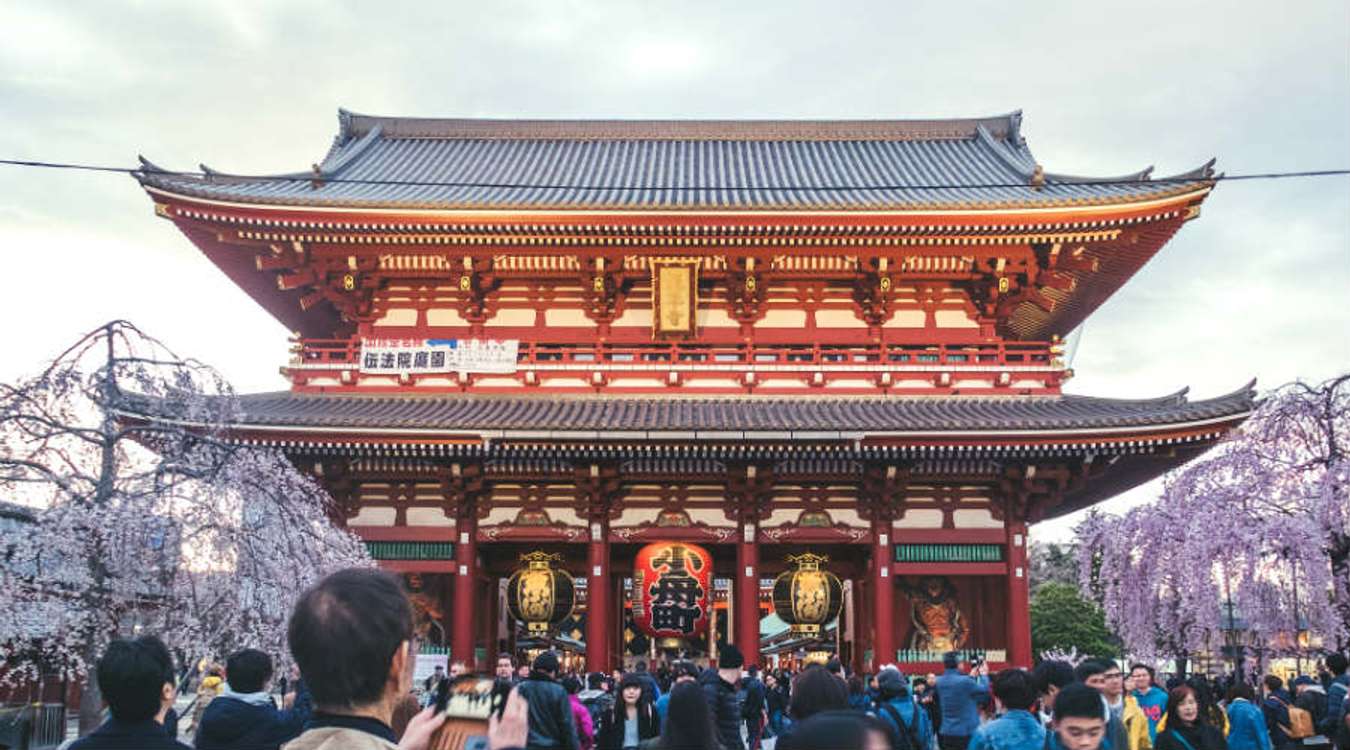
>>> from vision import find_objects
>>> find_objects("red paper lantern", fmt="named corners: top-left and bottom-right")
top-left (632, 542), bottom-right (713, 638)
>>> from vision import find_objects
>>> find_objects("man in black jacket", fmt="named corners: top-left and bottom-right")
top-left (701, 645), bottom-right (746, 750)
top-left (68, 636), bottom-right (191, 750)
top-left (742, 664), bottom-right (767, 750)
top-left (514, 651), bottom-right (579, 750)
top-left (195, 648), bottom-right (312, 750)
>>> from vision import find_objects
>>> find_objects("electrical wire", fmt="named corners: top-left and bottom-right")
top-left (0, 157), bottom-right (1347, 193)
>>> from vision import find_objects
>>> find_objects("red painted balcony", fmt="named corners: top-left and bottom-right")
top-left (284, 338), bottom-right (1068, 395)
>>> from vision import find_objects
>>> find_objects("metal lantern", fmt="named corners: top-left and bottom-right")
top-left (772, 553), bottom-right (843, 636)
top-left (506, 551), bottom-right (576, 634)
top-left (632, 542), bottom-right (713, 638)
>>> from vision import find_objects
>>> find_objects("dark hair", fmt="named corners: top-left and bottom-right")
top-left (588, 671), bottom-right (606, 689)
top-left (826, 658), bottom-right (844, 676)
top-left (635, 660), bottom-right (648, 672)
top-left (1164, 685), bottom-right (1202, 728)
top-left (496, 653), bottom-right (515, 667)
top-left (533, 651), bottom-right (559, 674)
top-left (225, 649), bottom-right (273, 694)
top-left (992, 668), bottom-right (1037, 711)
top-left (288, 568), bottom-right (413, 709)
top-left (652, 682), bottom-right (719, 750)
top-left (1226, 682), bottom-right (1255, 702)
top-left (847, 675), bottom-right (864, 695)
top-left (1263, 674), bottom-right (1284, 692)
top-left (561, 676), bottom-right (582, 695)
top-left (1032, 660), bottom-right (1076, 695)
top-left (942, 651), bottom-right (960, 669)
top-left (1129, 663), bottom-right (1155, 680)
top-left (1074, 658), bottom-right (1111, 682)
top-left (718, 644), bottom-right (744, 670)
top-left (96, 636), bottom-right (175, 722)
top-left (1328, 654), bottom-right (1348, 675)
top-left (673, 660), bottom-right (700, 680)
top-left (790, 666), bottom-right (849, 720)
top-left (779, 710), bottom-right (891, 750)
top-left (1052, 682), bottom-right (1107, 722)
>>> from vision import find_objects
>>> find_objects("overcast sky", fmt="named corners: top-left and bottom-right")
top-left (1, 1), bottom-right (1346, 540)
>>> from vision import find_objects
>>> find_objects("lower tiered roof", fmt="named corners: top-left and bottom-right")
top-left (118, 384), bottom-right (1253, 520)
top-left (219, 384), bottom-right (1254, 437)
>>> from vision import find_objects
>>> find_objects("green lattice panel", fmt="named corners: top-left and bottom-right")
top-left (365, 541), bottom-right (456, 560)
top-left (893, 544), bottom-right (1004, 563)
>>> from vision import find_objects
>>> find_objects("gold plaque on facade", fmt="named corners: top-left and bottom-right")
top-left (651, 258), bottom-right (699, 339)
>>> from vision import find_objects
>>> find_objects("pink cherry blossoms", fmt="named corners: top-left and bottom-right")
top-left (0, 321), bottom-right (371, 724)
top-left (1078, 375), bottom-right (1349, 661)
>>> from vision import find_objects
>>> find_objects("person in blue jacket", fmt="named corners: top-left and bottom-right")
top-left (934, 652), bottom-right (988, 750)
top-left (1129, 664), bottom-right (1170, 743)
top-left (194, 648), bottom-right (313, 750)
top-left (969, 668), bottom-right (1046, 750)
top-left (1225, 682), bottom-right (1273, 750)
top-left (870, 667), bottom-right (934, 750)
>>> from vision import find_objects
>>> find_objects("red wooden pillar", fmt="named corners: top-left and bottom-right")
top-left (452, 513), bottom-right (477, 669)
top-left (1006, 519), bottom-right (1032, 667)
top-left (586, 517), bottom-right (611, 673)
top-left (872, 519), bottom-right (894, 670)
top-left (736, 520), bottom-right (761, 666)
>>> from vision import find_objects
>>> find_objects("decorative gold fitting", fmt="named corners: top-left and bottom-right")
top-left (785, 552), bottom-right (830, 570)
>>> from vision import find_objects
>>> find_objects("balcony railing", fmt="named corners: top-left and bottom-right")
top-left (284, 338), bottom-right (1065, 394)
top-left (290, 339), bottom-right (1060, 371)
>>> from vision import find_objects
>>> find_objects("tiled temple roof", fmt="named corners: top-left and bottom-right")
top-left (201, 384), bottom-right (1255, 436)
top-left (135, 110), bottom-right (1216, 212)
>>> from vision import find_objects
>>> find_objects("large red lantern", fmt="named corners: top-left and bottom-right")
top-left (632, 542), bottom-right (713, 638)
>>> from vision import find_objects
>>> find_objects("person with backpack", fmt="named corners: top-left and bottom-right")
top-left (968, 668), bottom-right (1044, 750)
top-left (1154, 685), bottom-right (1227, 750)
top-left (871, 666), bottom-right (935, 750)
top-left (1262, 675), bottom-right (1300, 749)
top-left (579, 672), bottom-right (616, 741)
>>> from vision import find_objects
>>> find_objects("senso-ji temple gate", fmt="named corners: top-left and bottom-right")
top-left (132, 110), bottom-right (1254, 673)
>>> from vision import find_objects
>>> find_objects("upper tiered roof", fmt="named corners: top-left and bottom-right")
top-left (136, 109), bottom-right (1215, 212)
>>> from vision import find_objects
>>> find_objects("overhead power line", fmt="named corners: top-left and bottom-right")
top-left (0, 157), bottom-right (1347, 192)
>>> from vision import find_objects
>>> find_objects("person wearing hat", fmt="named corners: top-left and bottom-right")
top-left (700, 644), bottom-right (748, 750)
top-left (872, 666), bottom-right (935, 750)
top-left (516, 651), bottom-right (580, 750)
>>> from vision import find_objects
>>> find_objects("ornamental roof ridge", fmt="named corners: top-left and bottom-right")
top-left (132, 110), bottom-right (1218, 213)
top-left (333, 108), bottom-right (1027, 143)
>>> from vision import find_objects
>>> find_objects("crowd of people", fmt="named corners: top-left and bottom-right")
top-left (60, 567), bottom-right (1350, 750)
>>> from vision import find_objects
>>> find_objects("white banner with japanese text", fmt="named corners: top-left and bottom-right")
top-left (358, 338), bottom-right (519, 375)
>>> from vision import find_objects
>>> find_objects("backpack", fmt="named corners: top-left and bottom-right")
top-left (582, 693), bottom-right (611, 734)
top-left (876, 701), bottom-right (922, 750)
top-left (1274, 696), bottom-right (1315, 739)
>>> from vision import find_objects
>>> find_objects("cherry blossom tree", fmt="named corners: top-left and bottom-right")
top-left (1078, 375), bottom-right (1349, 669)
top-left (0, 321), bottom-right (371, 730)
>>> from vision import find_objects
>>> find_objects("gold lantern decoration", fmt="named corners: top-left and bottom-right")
top-left (772, 553), bottom-right (843, 636)
top-left (506, 552), bottom-right (576, 634)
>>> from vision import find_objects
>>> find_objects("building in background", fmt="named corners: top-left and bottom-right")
top-left (130, 110), bottom-right (1253, 672)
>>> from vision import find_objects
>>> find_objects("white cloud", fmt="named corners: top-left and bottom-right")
top-left (1, 0), bottom-right (1346, 539)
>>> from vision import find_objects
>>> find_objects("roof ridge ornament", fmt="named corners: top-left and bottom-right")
top-left (1030, 164), bottom-right (1045, 190)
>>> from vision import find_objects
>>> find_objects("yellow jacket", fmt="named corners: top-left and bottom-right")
top-left (1123, 694), bottom-right (1153, 750)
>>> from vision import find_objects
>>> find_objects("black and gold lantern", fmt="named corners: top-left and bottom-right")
top-left (506, 552), bottom-right (576, 634)
top-left (772, 553), bottom-right (843, 636)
